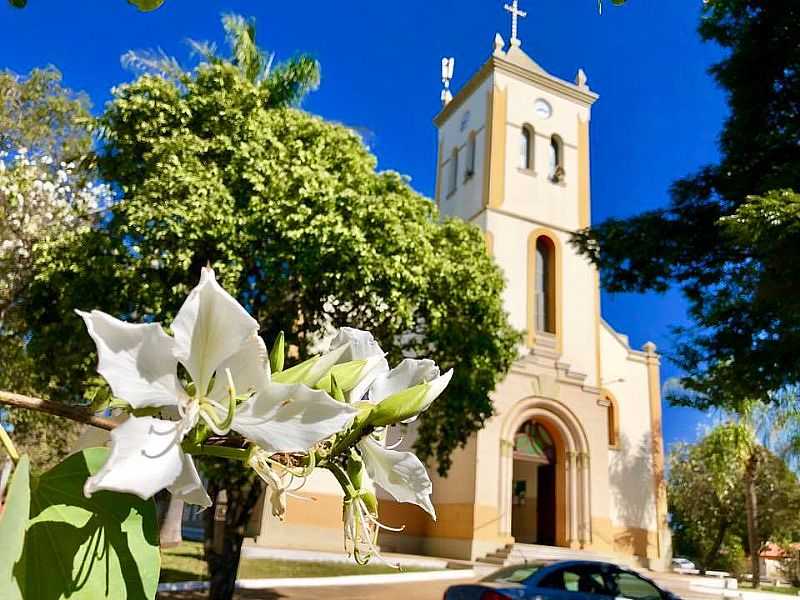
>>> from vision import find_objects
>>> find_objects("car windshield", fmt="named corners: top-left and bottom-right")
top-left (483, 564), bottom-right (547, 584)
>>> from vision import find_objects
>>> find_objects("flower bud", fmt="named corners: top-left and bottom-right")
top-left (366, 384), bottom-right (429, 427)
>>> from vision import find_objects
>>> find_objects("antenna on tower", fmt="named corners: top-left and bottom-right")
top-left (441, 57), bottom-right (455, 106)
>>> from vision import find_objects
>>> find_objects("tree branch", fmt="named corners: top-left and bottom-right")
top-left (0, 391), bottom-right (118, 431)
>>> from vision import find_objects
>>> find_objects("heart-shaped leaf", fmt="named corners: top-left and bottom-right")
top-left (16, 447), bottom-right (160, 600)
top-left (0, 456), bottom-right (30, 600)
top-left (128, 0), bottom-right (165, 11)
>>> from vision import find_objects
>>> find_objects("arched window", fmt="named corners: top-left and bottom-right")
top-left (519, 126), bottom-right (533, 170)
top-left (448, 147), bottom-right (459, 195)
top-left (514, 420), bottom-right (556, 463)
top-left (604, 391), bottom-right (620, 448)
top-left (535, 236), bottom-right (556, 334)
top-left (465, 131), bottom-right (476, 179)
top-left (549, 135), bottom-right (564, 182)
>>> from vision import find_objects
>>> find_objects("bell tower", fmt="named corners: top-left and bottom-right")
top-left (433, 27), bottom-right (601, 383)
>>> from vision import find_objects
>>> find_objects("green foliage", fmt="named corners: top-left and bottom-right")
top-left (23, 56), bottom-right (518, 474)
top-left (780, 548), bottom-right (800, 587)
top-left (672, 191), bottom-right (800, 405)
top-left (571, 1), bottom-right (800, 407)
top-left (0, 67), bottom-right (92, 164)
top-left (0, 66), bottom-right (92, 471)
top-left (0, 449), bottom-right (160, 600)
top-left (668, 424), bottom-right (800, 572)
top-left (0, 456), bottom-right (29, 600)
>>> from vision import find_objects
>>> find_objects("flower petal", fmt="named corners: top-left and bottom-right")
top-left (406, 368), bottom-right (453, 422)
top-left (369, 359), bottom-right (439, 404)
top-left (348, 356), bottom-right (388, 404)
top-left (168, 452), bottom-right (212, 508)
top-left (77, 310), bottom-right (182, 409)
top-left (207, 333), bottom-right (270, 404)
top-left (172, 267), bottom-right (259, 397)
top-left (233, 383), bottom-right (356, 453)
top-left (358, 436), bottom-right (435, 519)
top-left (330, 327), bottom-right (385, 361)
top-left (83, 416), bottom-right (184, 501)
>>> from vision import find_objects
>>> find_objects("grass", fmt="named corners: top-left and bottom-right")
top-left (159, 541), bottom-right (433, 583)
top-left (739, 582), bottom-right (800, 596)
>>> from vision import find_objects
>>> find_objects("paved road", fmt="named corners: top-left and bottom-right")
top-left (158, 571), bottom-right (724, 600)
top-left (159, 577), bottom-right (469, 600)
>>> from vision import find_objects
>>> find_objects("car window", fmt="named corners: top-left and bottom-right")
top-left (540, 566), bottom-right (611, 596)
top-left (610, 571), bottom-right (662, 600)
top-left (483, 564), bottom-right (546, 584)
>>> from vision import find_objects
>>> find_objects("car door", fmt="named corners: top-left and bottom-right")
top-left (536, 564), bottom-right (616, 600)
top-left (606, 569), bottom-right (666, 600)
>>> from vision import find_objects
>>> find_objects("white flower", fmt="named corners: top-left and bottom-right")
top-left (79, 267), bottom-right (356, 506)
top-left (247, 448), bottom-right (290, 519)
top-left (358, 434), bottom-right (436, 519)
top-left (328, 327), bottom-right (389, 403)
top-left (330, 328), bottom-right (453, 520)
top-left (342, 472), bottom-right (403, 565)
top-left (369, 358), bottom-right (452, 423)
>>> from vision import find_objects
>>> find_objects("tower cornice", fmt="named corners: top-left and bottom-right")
top-left (434, 54), bottom-right (598, 127)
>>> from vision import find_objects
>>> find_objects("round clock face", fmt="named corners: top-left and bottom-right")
top-left (534, 99), bottom-right (552, 119)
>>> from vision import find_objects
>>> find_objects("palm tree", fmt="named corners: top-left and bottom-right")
top-left (735, 395), bottom-right (800, 588)
top-left (122, 13), bottom-right (320, 108)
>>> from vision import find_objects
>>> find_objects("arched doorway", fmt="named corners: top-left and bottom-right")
top-left (499, 397), bottom-right (592, 549)
top-left (511, 419), bottom-right (561, 545)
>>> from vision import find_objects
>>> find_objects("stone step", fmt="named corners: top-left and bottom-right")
top-left (476, 556), bottom-right (508, 565)
top-left (478, 543), bottom-right (636, 569)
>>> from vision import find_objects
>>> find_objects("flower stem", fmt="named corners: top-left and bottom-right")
top-left (0, 425), bottom-right (19, 463)
top-left (195, 444), bottom-right (249, 462)
top-left (0, 390), bottom-right (118, 430)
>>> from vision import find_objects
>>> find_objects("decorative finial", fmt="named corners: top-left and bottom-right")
top-left (504, 0), bottom-right (527, 47)
top-left (441, 57), bottom-right (455, 106)
top-left (575, 68), bottom-right (588, 89)
top-left (493, 33), bottom-right (506, 56)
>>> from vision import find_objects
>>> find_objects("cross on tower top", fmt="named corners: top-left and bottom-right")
top-left (504, 0), bottom-right (527, 47)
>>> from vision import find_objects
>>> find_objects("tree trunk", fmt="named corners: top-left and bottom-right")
top-left (745, 452), bottom-right (761, 588)
top-left (702, 517), bottom-right (730, 574)
top-left (204, 475), bottom-right (264, 600)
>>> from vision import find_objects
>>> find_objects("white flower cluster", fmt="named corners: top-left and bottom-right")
top-left (0, 149), bottom-right (111, 310)
top-left (79, 268), bottom-right (452, 565)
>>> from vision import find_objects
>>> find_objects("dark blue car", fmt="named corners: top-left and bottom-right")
top-left (444, 560), bottom-right (681, 600)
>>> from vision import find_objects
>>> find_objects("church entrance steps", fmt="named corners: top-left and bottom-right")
top-left (476, 543), bottom-right (640, 569)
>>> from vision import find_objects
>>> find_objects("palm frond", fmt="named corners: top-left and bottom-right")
top-left (186, 38), bottom-right (223, 66)
top-left (120, 48), bottom-right (184, 80)
top-left (263, 54), bottom-right (321, 108)
top-left (222, 13), bottom-right (268, 83)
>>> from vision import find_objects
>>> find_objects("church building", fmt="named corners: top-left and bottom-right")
top-left (253, 5), bottom-right (670, 571)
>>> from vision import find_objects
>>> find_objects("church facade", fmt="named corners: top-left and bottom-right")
top-left (253, 29), bottom-right (670, 570)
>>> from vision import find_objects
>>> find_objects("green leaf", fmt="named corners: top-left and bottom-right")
top-left (127, 0), bottom-right (165, 11)
top-left (269, 331), bottom-right (285, 374)
top-left (0, 456), bottom-right (30, 600)
top-left (16, 448), bottom-right (160, 600)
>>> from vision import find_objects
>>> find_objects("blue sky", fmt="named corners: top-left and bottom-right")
top-left (1, 0), bottom-right (728, 448)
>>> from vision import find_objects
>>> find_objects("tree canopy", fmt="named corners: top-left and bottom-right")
top-left (668, 423), bottom-right (800, 574)
top-left (22, 59), bottom-right (519, 475)
top-left (571, 0), bottom-right (800, 406)
top-left (0, 67), bottom-right (91, 164)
